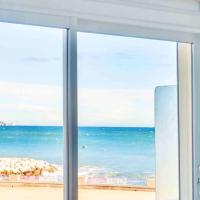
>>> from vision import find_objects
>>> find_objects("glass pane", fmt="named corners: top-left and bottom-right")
top-left (77, 32), bottom-right (178, 200)
top-left (0, 22), bottom-right (64, 200)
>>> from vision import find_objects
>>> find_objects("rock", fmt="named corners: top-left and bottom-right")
top-left (34, 168), bottom-right (42, 176)
top-left (0, 158), bottom-right (58, 176)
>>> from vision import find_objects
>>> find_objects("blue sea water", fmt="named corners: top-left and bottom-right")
top-left (0, 126), bottom-right (155, 180)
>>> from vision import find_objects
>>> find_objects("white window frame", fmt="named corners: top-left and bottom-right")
top-left (76, 22), bottom-right (198, 200)
top-left (0, 14), bottom-right (199, 200)
top-left (63, 27), bottom-right (78, 200)
top-left (178, 43), bottom-right (193, 200)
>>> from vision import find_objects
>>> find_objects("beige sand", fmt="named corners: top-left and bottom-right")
top-left (80, 189), bottom-right (155, 200)
top-left (0, 187), bottom-right (155, 200)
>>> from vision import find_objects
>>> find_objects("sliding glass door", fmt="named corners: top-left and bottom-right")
top-left (77, 32), bottom-right (180, 200)
top-left (0, 21), bottom-right (193, 200)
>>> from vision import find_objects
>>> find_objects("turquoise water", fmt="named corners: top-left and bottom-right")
top-left (0, 126), bottom-right (155, 181)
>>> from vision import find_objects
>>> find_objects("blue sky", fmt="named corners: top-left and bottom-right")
top-left (0, 22), bottom-right (177, 126)
top-left (0, 23), bottom-right (63, 125)
top-left (0, 23), bottom-right (63, 86)
top-left (78, 33), bottom-right (177, 127)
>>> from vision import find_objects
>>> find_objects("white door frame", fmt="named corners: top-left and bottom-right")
top-left (0, 15), bottom-right (199, 200)
top-left (178, 43), bottom-right (193, 200)
top-left (63, 28), bottom-right (78, 200)
top-left (192, 37), bottom-right (200, 200)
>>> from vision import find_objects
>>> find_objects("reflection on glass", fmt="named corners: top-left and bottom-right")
top-left (78, 32), bottom-right (177, 200)
top-left (0, 22), bottom-right (63, 200)
top-left (155, 86), bottom-right (179, 200)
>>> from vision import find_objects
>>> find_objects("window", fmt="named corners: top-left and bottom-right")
top-left (0, 22), bottom-right (64, 200)
top-left (0, 21), bottom-right (193, 200)
top-left (77, 32), bottom-right (182, 200)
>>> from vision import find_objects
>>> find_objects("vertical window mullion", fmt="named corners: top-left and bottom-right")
top-left (177, 43), bottom-right (193, 200)
top-left (192, 37), bottom-right (200, 200)
top-left (63, 28), bottom-right (78, 200)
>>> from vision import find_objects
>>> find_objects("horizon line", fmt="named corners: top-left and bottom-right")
top-left (0, 125), bottom-right (155, 128)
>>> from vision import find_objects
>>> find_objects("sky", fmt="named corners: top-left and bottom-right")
top-left (78, 33), bottom-right (177, 127)
top-left (0, 22), bottom-right (177, 126)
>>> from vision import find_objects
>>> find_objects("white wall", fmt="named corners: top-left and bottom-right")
top-left (0, 0), bottom-right (200, 33)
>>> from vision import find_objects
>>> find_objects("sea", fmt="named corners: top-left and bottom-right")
top-left (0, 126), bottom-right (155, 185)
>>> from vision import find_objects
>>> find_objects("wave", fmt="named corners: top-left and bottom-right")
top-left (78, 165), bottom-right (155, 186)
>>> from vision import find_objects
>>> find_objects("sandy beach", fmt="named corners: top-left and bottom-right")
top-left (0, 186), bottom-right (155, 200)
top-left (0, 157), bottom-right (155, 200)
top-left (79, 189), bottom-right (155, 200)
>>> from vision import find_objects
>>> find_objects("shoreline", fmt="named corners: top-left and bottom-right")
top-left (0, 157), bottom-right (155, 191)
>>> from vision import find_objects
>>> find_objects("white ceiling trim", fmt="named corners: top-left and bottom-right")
top-left (0, 0), bottom-right (200, 33)
top-left (86, 0), bottom-right (200, 14)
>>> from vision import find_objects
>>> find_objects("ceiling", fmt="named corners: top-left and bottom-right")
top-left (0, 0), bottom-right (200, 33)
